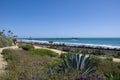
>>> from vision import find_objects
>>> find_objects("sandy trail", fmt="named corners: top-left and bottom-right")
top-left (34, 46), bottom-right (66, 55)
top-left (0, 46), bottom-right (18, 74)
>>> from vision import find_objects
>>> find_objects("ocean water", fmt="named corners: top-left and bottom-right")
top-left (19, 38), bottom-right (120, 49)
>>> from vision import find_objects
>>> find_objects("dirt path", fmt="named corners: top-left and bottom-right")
top-left (34, 46), bottom-right (66, 55)
top-left (0, 46), bottom-right (18, 74)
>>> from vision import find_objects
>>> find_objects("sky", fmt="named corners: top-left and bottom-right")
top-left (0, 0), bottom-right (120, 38)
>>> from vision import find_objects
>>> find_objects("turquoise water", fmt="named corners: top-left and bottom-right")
top-left (19, 38), bottom-right (120, 48)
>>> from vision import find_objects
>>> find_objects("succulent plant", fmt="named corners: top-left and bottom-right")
top-left (57, 53), bottom-right (96, 75)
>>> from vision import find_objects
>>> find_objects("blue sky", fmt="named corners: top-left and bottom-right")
top-left (0, 0), bottom-right (120, 38)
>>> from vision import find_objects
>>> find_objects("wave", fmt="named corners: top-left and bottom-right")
top-left (17, 39), bottom-right (120, 49)
top-left (17, 39), bottom-right (49, 43)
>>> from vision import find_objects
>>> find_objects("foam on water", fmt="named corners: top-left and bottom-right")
top-left (18, 39), bottom-right (120, 49)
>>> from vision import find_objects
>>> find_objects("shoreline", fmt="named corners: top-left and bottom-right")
top-left (18, 39), bottom-right (120, 51)
top-left (17, 41), bottom-right (120, 62)
top-left (18, 40), bottom-right (120, 57)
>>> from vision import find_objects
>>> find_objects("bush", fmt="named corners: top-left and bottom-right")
top-left (92, 50), bottom-right (105, 55)
top-left (1, 49), bottom-right (19, 62)
top-left (96, 59), bottom-right (120, 74)
top-left (81, 50), bottom-right (89, 54)
top-left (90, 56), bottom-right (102, 67)
top-left (18, 44), bottom-right (34, 51)
top-left (114, 52), bottom-right (120, 58)
top-left (59, 53), bottom-right (67, 59)
top-left (105, 57), bottom-right (113, 61)
top-left (61, 47), bottom-right (71, 52)
top-left (117, 52), bottom-right (120, 57)
top-left (90, 56), bottom-right (120, 74)
top-left (30, 49), bottom-right (58, 57)
top-left (49, 45), bottom-right (57, 49)
top-left (0, 36), bottom-right (13, 47)
top-left (105, 72), bottom-right (120, 80)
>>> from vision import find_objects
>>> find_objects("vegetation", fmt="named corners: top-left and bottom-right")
top-left (0, 29), bottom-right (17, 47)
top-left (0, 45), bottom-right (120, 80)
top-left (0, 35), bottom-right (13, 47)
top-left (58, 53), bottom-right (95, 74)
top-left (61, 47), bottom-right (71, 52)
top-left (49, 45), bottom-right (57, 49)
top-left (0, 49), bottom-right (60, 80)
top-left (104, 72), bottom-right (120, 80)
top-left (30, 49), bottom-right (58, 57)
top-left (18, 43), bottom-right (34, 51)
top-left (113, 52), bottom-right (120, 58)
top-left (91, 50), bottom-right (105, 55)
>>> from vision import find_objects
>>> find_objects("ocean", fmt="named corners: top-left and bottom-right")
top-left (18, 38), bottom-right (120, 49)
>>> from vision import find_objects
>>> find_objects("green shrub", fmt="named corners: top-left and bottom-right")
top-left (59, 53), bottom-right (67, 59)
top-left (117, 52), bottom-right (120, 57)
top-left (30, 49), bottom-right (58, 57)
top-left (49, 45), bottom-right (57, 49)
top-left (90, 56), bottom-right (102, 67)
top-left (1, 49), bottom-right (19, 62)
top-left (0, 36), bottom-right (12, 47)
top-left (81, 50), bottom-right (89, 54)
top-left (90, 56), bottom-right (120, 74)
top-left (105, 57), bottom-right (113, 61)
top-left (105, 72), bottom-right (120, 80)
top-left (92, 50), bottom-right (105, 55)
top-left (114, 52), bottom-right (120, 58)
top-left (61, 47), bottom-right (71, 52)
top-left (18, 44), bottom-right (34, 51)
top-left (96, 59), bottom-right (120, 74)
